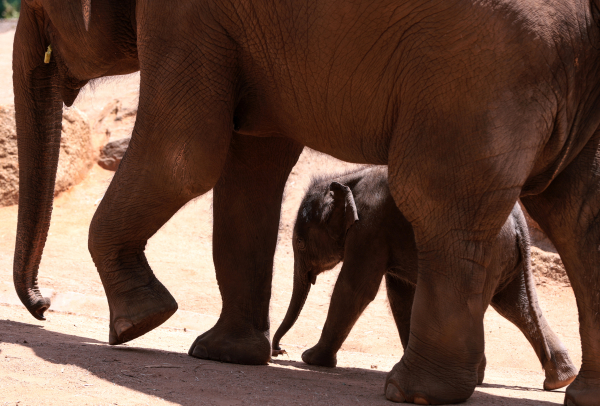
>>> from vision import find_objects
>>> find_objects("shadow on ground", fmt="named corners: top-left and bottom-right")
top-left (0, 319), bottom-right (562, 405)
top-left (479, 382), bottom-right (561, 393)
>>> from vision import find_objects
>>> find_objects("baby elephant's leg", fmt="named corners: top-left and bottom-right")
top-left (491, 267), bottom-right (577, 390)
top-left (385, 274), bottom-right (487, 384)
top-left (303, 259), bottom-right (386, 367)
top-left (385, 274), bottom-right (414, 349)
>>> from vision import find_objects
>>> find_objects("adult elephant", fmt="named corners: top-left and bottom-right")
top-left (12, 0), bottom-right (600, 404)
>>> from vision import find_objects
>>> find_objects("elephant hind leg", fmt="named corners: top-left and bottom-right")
top-left (384, 105), bottom-right (546, 404)
top-left (522, 130), bottom-right (600, 405)
top-left (490, 267), bottom-right (577, 390)
top-left (385, 275), bottom-right (494, 385)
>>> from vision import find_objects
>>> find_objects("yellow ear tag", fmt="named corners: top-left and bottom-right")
top-left (44, 45), bottom-right (52, 64)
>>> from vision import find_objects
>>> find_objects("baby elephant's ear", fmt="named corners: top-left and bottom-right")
top-left (329, 181), bottom-right (359, 234)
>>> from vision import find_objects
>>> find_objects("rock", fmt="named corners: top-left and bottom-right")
top-left (55, 108), bottom-right (95, 195)
top-left (97, 99), bottom-right (121, 123)
top-left (90, 99), bottom-right (121, 155)
top-left (531, 247), bottom-right (570, 287)
top-left (93, 99), bottom-right (137, 145)
top-left (517, 202), bottom-right (569, 286)
top-left (0, 105), bottom-right (94, 207)
top-left (98, 137), bottom-right (130, 171)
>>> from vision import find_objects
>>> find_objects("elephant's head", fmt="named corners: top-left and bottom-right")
top-left (13, 0), bottom-right (138, 319)
top-left (272, 181), bottom-right (358, 352)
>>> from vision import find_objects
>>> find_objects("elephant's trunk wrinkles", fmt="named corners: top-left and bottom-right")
top-left (12, 9), bottom-right (63, 320)
top-left (272, 262), bottom-right (312, 350)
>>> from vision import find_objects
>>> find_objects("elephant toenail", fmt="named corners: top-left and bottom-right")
top-left (385, 383), bottom-right (406, 402)
top-left (414, 396), bottom-right (430, 405)
top-left (191, 345), bottom-right (208, 359)
top-left (108, 329), bottom-right (120, 345)
top-left (114, 319), bottom-right (133, 337)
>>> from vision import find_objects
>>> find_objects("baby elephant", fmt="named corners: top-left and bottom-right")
top-left (272, 166), bottom-right (577, 390)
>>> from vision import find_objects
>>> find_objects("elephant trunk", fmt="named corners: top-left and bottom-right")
top-left (272, 262), bottom-right (312, 351)
top-left (12, 7), bottom-right (63, 320)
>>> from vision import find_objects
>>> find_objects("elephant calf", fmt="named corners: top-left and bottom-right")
top-left (272, 166), bottom-right (576, 390)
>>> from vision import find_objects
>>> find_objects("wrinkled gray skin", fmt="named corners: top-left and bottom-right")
top-left (272, 166), bottom-right (578, 391)
top-left (13, 0), bottom-right (600, 403)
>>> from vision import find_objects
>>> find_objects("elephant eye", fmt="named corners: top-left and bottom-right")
top-left (297, 237), bottom-right (306, 251)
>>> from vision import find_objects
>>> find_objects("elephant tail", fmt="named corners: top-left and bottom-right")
top-left (514, 204), bottom-right (552, 362)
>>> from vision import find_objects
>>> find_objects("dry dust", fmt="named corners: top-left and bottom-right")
top-left (0, 21), bottom-right (582, 405)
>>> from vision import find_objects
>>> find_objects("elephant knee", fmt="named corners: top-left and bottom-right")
top-left (88, 215), bottom-right (125, 266)
top-left (88, 218), bottom-right (105, 264)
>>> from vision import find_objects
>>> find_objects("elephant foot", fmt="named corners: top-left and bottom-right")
top-left (301, 345), bottom-right (337, 368)
top-left (563, 375), bottom-right (600, 406)
top-left (188, 321), bottom-right (271, 365)
top-left (384, 356), bottom-right (476, 404)
top-left (477, 355), bottom-right (487, 385)
top-left (108, 278), bottom-right (178, 345)
top-left (543, 350), bottom-right (578, 391)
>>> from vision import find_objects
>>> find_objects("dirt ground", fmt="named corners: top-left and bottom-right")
top-left (0, 20), bottom-right (584, 405)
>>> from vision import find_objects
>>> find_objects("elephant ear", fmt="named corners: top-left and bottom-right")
top-left (326, 181), bottom-right (359, 240)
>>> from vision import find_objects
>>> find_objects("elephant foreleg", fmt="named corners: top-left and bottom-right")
top-left (188, 135), bottom-right (303, 365)
top-left (89, 118), bottom-right (231, 345)
top-left (89, 24), bottom-right (237, 345)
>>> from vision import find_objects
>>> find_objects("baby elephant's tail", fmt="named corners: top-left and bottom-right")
top-left (514, 205), bottom-right (552, 362)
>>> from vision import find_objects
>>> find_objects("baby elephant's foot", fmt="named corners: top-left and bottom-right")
top-left (385, 354), bottom-right (477, 404)
top-left (543, 350), bottom-right (578, 391)
top-left (189, 321), bottom-right (271, 365)
top-left (564, 375), bottom-right (600, 406)
top-left (108, 278), bottom-right (178, 345)
top-left (302, 345), bottom-right (337, 368)
top-left (272, 348), bottom-right (287, 357)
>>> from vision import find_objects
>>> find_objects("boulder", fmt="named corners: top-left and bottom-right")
top-left (98, 137), bottom-right (130, 171)
top-left (93, 99), bottom-right (137, 145)
top-left (517, 202), bottom-right (570, 286)
top-left (0, 105), bottom-right (94, 207)
top-left (531, 247), bottom-right (570, 287)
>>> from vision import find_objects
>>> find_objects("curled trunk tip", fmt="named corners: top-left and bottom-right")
top-left (272, 264), bottom-right (312, 351)
top-left (16, 287), bottom-right (51, 320)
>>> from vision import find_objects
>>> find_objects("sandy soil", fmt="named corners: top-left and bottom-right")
top-left (0, 23), bottom-right (584, 405)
